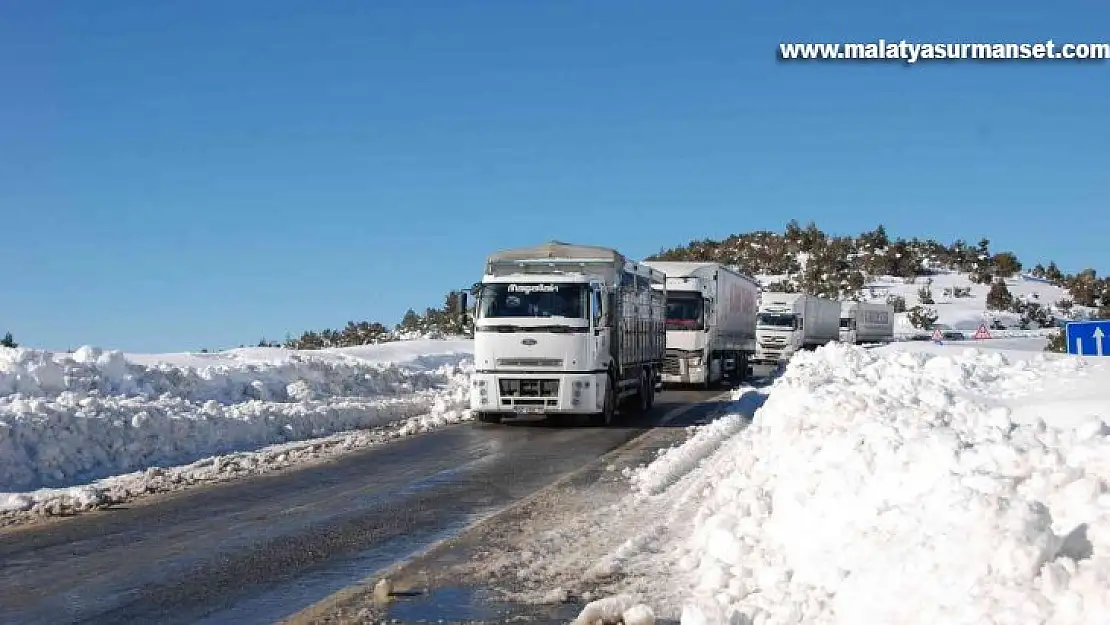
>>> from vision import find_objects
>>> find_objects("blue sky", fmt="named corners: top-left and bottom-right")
top-left (2, 0), bottom-right (1107, 352)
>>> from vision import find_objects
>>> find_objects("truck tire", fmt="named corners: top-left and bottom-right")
top-left (634, 369), bottom-right (651, 413)
top-left (590, 375), bottom-right (616, 426)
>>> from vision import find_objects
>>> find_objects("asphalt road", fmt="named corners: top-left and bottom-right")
top-left (0, 388), bottom-right (725, 625)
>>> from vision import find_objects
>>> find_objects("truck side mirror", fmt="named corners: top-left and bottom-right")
top-left (456, 292), bottom-right (468, 315)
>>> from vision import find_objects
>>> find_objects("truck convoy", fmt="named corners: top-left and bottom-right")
top-left (642, 261), bottom-right (760, 387)
top-left (752, 292), bottom-right (840, 366)
top-left (466, 241), bottom-right (666, 426)
top-left (838, 301), bottom-right (895, 344)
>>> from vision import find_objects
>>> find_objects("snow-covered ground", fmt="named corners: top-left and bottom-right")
top-left (0, 339), bottom-right (475, 521)
top-left (754, 269), bottom-right (1089, 338)
top-left (566, 338), bottom-right (1109, 625)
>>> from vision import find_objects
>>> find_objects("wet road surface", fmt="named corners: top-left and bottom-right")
top-left (0, 388), bottom-right (725, 625)
top-left (288, 388), bottom-right (751, 625)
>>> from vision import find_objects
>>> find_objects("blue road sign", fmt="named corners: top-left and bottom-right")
top-left (1065, 320), bottom-right (1110, 356)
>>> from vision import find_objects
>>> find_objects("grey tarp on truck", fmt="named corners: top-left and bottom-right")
top-left (485, 241), bottom-right (628, 282)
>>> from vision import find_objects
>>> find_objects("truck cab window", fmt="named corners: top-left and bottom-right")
top-left (477, 284), bottom-right (588, 319)
top-left (756, 313), bottom-right (795, 329)
top-left (666, 294), bottom-right (704, 330)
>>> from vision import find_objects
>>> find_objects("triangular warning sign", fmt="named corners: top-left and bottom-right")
top-left (932, 328), bottom-right (943, 342)
top-left (973, 324), bottom-right (992, 340)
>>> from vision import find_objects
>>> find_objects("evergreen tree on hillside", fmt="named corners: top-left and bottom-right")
top-left (986, 280), bottom-right (1014, 311)
top-left (1099, 282), bottom-right (1110, 319)
top-left (0, 332), bottom-right (15, 348)
top-left (991, 252), bottom-right (1022, 278)
top-left (1045, 262), bottom-right (1064, 284)
top-left (1067, 269), bottom-right (1099, 307)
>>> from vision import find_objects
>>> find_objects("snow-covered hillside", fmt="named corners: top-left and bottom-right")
top-left (755, 269), bottom-right (1088, 337)
top-left (573, 340), bottom-right (1110, 625)
top-left (0, 339), bottom-right (475, 518)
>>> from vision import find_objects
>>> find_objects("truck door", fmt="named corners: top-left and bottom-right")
top-left (590, 284), bottom-right (608, 368)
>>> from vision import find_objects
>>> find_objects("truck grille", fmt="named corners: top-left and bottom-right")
top-left (496, 358), bottom-right (563, 368)
top-left (663, 355), bottom-right (681, 375)
top-left (498, 378), bottom-right (560, 398)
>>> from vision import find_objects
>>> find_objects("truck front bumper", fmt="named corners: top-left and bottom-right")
top-left (469, 371), bottom-right (606, 415)
top-left (660, 363), bottom-right (706, 384)
top-left (752, 348), bottom-right (792, 366)
top-left (661, 351), bottom-right (706, 385)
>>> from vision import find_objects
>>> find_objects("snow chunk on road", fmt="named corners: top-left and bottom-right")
top-left (585, 342), bottom-right (1110, 625)
top-left (573, 594), bottom-right (655, 625)
top-left (0, 340), bottom-right (474, 515)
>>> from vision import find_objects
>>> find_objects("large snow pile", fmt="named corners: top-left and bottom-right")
top-left (0, 339), bottom-right (474, 508)
top-left (593, 342), bottom-right (1110, 625)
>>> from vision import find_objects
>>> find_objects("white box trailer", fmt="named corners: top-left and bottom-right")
top-left (466, 241), bottom-right (666, 426)
top-left (839, 301), bottom-right (895, 344)
top-left (753, 292), bottom-right (840, 365)
top-left (642, 261), bottom-right (760, 387)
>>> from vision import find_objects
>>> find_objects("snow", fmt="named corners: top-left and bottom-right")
top-left (574, 340), bottom-right (1110, 625)
top-left (573, 595), bottom-right (655, 625)
top-left (753, 268), bottom-right (1089, 337)
top-left (0, 339), bottom-right (474, 520)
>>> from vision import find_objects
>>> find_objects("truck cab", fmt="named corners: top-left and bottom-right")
top-left (754, 305), bottom-right (802, 364)
top-left (471, 275), bottom-right (609, 419)
top-left (467, 242), bottom-right (666, 426)
top-left (660, 280), bottom-right (712, 384)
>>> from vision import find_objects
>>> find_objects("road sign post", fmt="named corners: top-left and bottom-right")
top-left (1065, 320), bottom-right (1110, 356)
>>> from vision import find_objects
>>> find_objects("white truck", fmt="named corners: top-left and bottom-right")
top-left (839, 301), bottom-right (895, 344)
top-left (642, 261), bottom-right (760, 387)
top-left (464, 241), bottom-right (666, 426)
top-left (752, 292), bottom-right (840, 366)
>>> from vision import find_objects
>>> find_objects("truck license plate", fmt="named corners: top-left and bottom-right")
top-left (514, 406), bottom-right (545, 414)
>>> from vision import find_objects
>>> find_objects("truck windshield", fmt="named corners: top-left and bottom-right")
top-left (757, 313), bottom-right (796, 329)
top-left (477, 283), bottom-right (587, 319)
top-left (666, 294), bottom-right (703, 330)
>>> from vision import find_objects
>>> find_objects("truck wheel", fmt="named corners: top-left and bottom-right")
top-left (635, 369), bottom-right (651, 413)
top-left (590, 377), bottom-right (616, 426)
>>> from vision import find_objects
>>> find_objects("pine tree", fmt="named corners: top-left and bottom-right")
top-left (1045, 261), bottom-right (1063, 284)
top-left (986, 280), bottom-right (1014, 311)
top-left (991, 252), bottom-right (1022, 278)
top-left (0, 332), bottom-right (15, 348)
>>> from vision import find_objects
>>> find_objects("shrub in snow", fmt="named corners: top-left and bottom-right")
top-left (905, 304), bottom-right (938, 329)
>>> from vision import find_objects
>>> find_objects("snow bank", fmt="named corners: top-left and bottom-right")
top-left (596, 343), bottom-right (1110, 625)
top-left (0, 340), bottom-right (474, 504)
